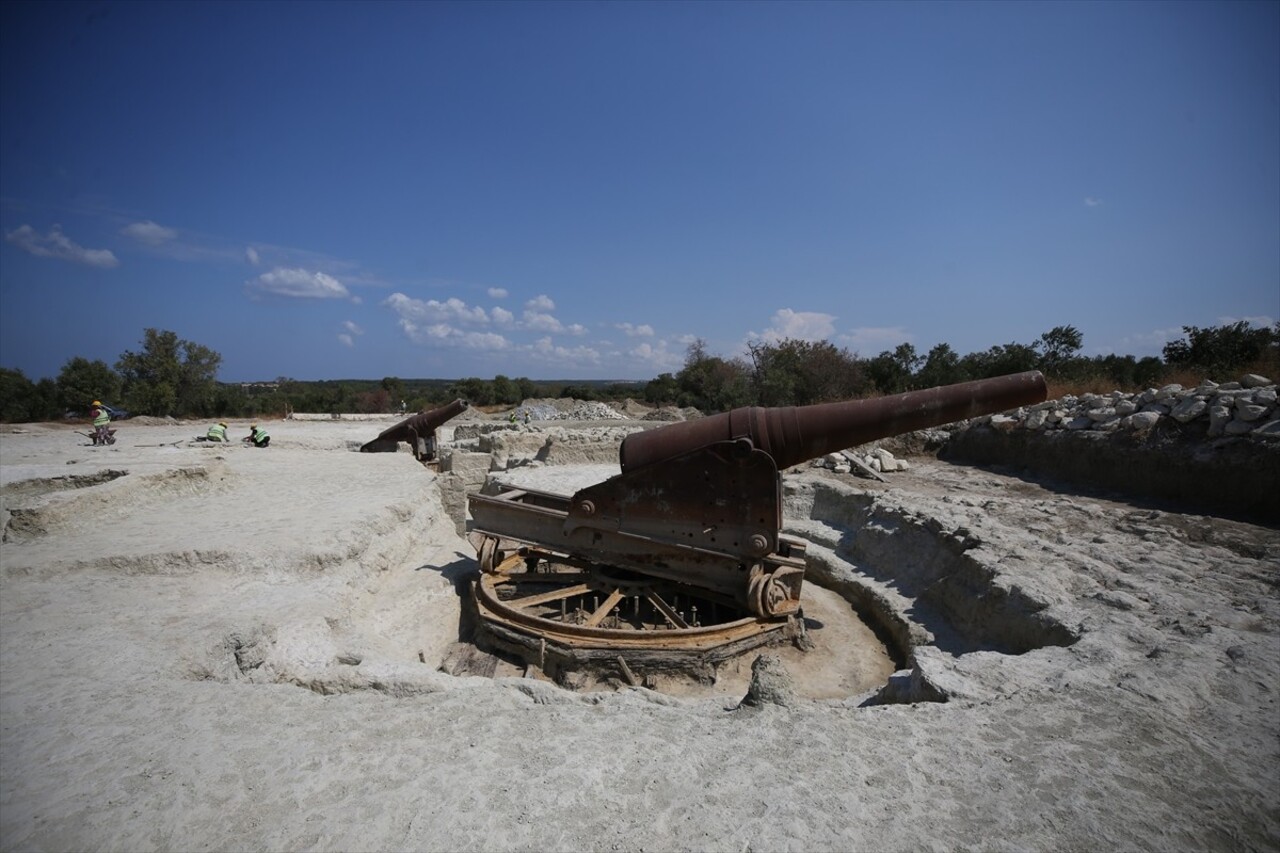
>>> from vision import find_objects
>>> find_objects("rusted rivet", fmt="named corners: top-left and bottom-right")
top-left (579, 500), bottom-right (595, 515)
top-left (749, 533), bottom-right (769, 553)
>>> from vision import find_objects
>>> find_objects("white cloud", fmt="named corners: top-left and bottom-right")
top-left (487, 287), bottom-right (508, 299)
top-left (836, 326), bottom-right (913, 355)
top-left (120, 220), bottom-right (177, 245)
top-left (1103, 327), bottom-right (1182, 357)
top-left (383, 293), bottom-right (489, 325)
top-left (754, 309), bottom-right (837, 343)
top-left (5, 224), bottom-right (119, 268)
top-left (253, 267), bottom-right (350, 299)
top-left (1084, 197), bottom-right (1103, 207)
top-left (343, 320), bottom-right (364, 335)
top-left (492, 307), bottom-right (515, 327)
top-left (617, 322), bottom-right (655, 337)
top-left (520, 294), bottom-right (565, 332)
top-left (383, 293), bottom-right (509, 349)
top-left (1217, 314), bottom-right (1276, 329)
top-left (529, 336), bottom-right (601, 367)
top-left (338, 333), bottom-right (354, 348)
top-left (566, 323), bottom-right (587, 336)
top-left (246, 246), bottom-right (260, 265)
top-left (523, 310), bottom-right (564, 333)
top-left (402, 321), bottom-right (510, 350)
top-left (629, 339), bottom-right (683, 371)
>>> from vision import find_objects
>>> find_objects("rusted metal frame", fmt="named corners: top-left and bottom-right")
top-left (566, 443), bottom-right (783, 560)
top-left (471, 489), bottom-right (800, 602)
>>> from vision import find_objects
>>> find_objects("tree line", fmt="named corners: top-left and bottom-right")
top-left (0, 321), bottom-right (1276, 422)
top-left (643, 322), bottom-right (1278, 413)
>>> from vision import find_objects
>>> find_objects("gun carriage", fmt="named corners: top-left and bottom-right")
top-left (466, 372), bottom-right (1048, 681)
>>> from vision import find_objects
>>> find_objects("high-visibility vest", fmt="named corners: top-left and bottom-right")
top-left (92, 407), bottom-right (110, 427)
top-left (252, 426), bottom-right (268, 443)
top-left (207, 424), bottom-right (227, 441)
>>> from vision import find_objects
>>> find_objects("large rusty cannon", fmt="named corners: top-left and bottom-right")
top-left (465, 372), bottom-right (1046, 676)
top-left (360, 398), bottom-right (468, 463)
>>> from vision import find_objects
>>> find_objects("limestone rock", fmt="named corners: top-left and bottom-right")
top-left (1170, 397), bottom-right (1207, 423)
top-left (1127, 411), bottom-right (1161, 430)
top-left (1253, 419), bottom-right (1280, 440)
top-left (1207, 406), bottom-right (1231, 437)
top-left (739, 653), bottom-right (796, 708)
top-left (1236, 403), bottom-right (1269, 422)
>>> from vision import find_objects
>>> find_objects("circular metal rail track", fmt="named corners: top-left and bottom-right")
top-left (472, 548), bottom-right (795, 661)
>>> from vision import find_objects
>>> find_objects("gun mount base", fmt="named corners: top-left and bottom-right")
top-left (470, 543), bottom-right (806, 687)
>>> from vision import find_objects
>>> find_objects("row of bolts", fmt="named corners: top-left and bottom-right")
top-left (559, 594), bottom-right (710, 629)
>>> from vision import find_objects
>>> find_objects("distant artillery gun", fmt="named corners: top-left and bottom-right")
top-left (359, 399), bottom-right (468, 466)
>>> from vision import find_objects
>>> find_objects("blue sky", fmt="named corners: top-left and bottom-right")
top-left (2, 1), bottom-right (1276, 383)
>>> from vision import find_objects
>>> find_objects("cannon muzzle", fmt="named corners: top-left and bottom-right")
top-left (360, 398), bottom-right (469, 456)
top-left (619, 371), bottom-right (1047, 472)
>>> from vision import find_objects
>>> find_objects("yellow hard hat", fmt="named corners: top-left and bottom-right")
top-left (251, 424), bottom-right (258, 429)
top-left (219, 422), bottom-right (227, 427)
top-left (92, 400), bottom-right (101, 406)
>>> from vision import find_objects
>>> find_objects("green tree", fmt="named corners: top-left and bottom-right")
top-left (748, 338), bottom-right (869, 406)
top-left (0, 368), bottom-right (38, 422)
top-left (644, 373), bottom-right (679, 405)
top-left (916, 343), bottom-right (966, 388)
top-left (116, 329), bottom-right (223, 417)
top-left (491, 374), bottom-right (519, 405)
top-left (1162, 321), bottom-right (1279, 378)
top-left (1037, 325), bottom-right (1084, 378)
top-left (866, 343), bottom-right (921, 394)
top-left (448, 377), bottom-right (493, 406)
top-left (56, 357), bottom-right (122, 413)
top-left (675, 339), bottom-right (752, 412)
top-left (380, 376), bottom-right (406, 406)
top-left (961, 342), bottom-right (1040, 379)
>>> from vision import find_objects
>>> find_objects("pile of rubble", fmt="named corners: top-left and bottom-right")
top-left (514, 399), bottom-right (625, 422)
top-left (812, 447), bottom-right (911, 477)
top-left (983, 373), bottom-right (1277, 440)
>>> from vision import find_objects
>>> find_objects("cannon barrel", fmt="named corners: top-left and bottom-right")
top-left (619, 371), bottom-right (1047, 473)
top-left (359, 398), bottom-right (468, 452)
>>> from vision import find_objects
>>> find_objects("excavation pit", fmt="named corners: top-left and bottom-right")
top-left (456, 550), bottom-right (901, 699)
top-left (448, 462), bottom-right (1080, 701)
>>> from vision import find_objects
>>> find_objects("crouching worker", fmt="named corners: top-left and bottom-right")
top-left (203, 422), bottom-right (229, 442)
top-left (90, 400), bottom-right (114, 445)
top-left (243, 423), bottom-right (270, 448)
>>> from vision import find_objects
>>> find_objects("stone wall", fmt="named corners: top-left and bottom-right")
top-left (942, 374), bottom-right (1279, 524)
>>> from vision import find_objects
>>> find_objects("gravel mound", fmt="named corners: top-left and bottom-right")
top-left (515, 399), bottom-right (625, 421)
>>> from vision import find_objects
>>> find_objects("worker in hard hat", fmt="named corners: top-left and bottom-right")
top-left (90, 400), bottom-right (112, 444)
top-left (243, 423), bottom-right (270, 448)
top-left (205, 422), bottom-right (229, 442)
